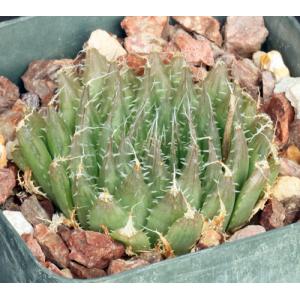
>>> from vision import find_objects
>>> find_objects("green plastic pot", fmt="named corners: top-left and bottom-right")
top-left (0, 16), bottom-right (300, 283)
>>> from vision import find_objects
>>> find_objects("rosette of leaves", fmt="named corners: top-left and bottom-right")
top-left (14, 49), bottom-right (279, 256)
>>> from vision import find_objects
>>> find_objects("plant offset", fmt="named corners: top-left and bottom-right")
top-left (14, 49), bottom-right (278, 256)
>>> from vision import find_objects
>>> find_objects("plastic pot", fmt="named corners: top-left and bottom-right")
top-left (0, 16), bottom-right (300, 282)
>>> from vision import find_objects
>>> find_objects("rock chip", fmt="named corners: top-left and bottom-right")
top-left (217, 52), bottom-right (236, 68)
top-left (172, 16), bottom-right (222, 46)
top-left (280, 158), bottom-right (300, 178)
top-left (34, 223), bottom-right (70, 268)
top-left (125, 53), bottom-right (147, 76)
top-left (22, 59), bottom-right (73, 106)
top-left (274, 77), bottom-right (300, 119)
top-left (21, 233), bottom-right (45, 263)
top-left (252, 50), bottom-right (266, 68)
top-left (224, 16), bottom-right (268, 58)
top-left (69, 261), bottom-right (106, 279)
top-left (0, 167), bottom-right (16, 204)
top-left (1, 196), bottom-right (20, 211)
top-left (282, 197), bottom-right (300, 224)
top-left (21, 92), bottom-right (40, 110)
top-left (0, 134), bottom-right (7, 168)
top-left (172, 28), bottom-right (214, 66)
top-left (60, 268), bottom-right (73, 279)
top-left (262, 71), bottom-right (275, 101)
top-left (44, 261), bottom-right (65, 277)
top-left (196, 229), bottom-right (224, 250)
top-left (231, 58), bottom-right (261, 99)
top-left (263, 93), bottom-right (294, 146)
top-left (57, 224), bottom-right (73, 244)
top-left (274, 77), bottom-right (300, 94)
top-left (139, 251), bottom-right (162, 264)
top-left (67, 229), bottom-right (125, 269)
top-left (289, 120), bottom-right (300, 150)
top-left (86, 29), bottom-right (127, 62)
top-left (259, 199), bottom-right (286, 230)
top-left (190, 65), bottom-right (208, 82)
top-left (208, 42), bottom-right (225, 60)
top-left (121, 16), bottom-right (168, 38)
top-left (228, 225), bottom-right (266, 242)
top-left (124, 33), bottom-right (166, 55)
top-left (270, 176), bottom-right (300, 202)
top-left (259, 50), bottom-right (290, 83)
top-left (285, 82), bottom-right (300, 120)
top-left (107, 258), bottom-right (149, 275)
top-left (21, 195), bottom-right (51, 226)
top-left (3, 210), bottom-right (33, 235)
top-left (285, 145), bottom-right (300, 164)
top-left (0, 100), bottom-right (26, 142)
top-left (0, 76), bottom-right (20, 114)
top-left (160, 41), bottom-right (179, 64)
top-left (38, 197), bottom-right (55, 219)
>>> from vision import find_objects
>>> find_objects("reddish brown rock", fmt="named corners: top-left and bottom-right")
top-left (139, 251), bottom-right (162, 264)
top-left (160, 41), bottom-right (179, 64)
top-left (224, 16), bottom-right (269, 58)
top-left (21, 233), bottom-right (45, 263)
top-left (34, 223), bottom-right (70, 268)
top-left (172, 28), bottom-right (214, 66)
top-left (124, 34), bottom-right (166, 55)
top-left (279, 158), bottom-right (300, 178)
top-left (44, 261), bottom-right (65, 277)
top-left (38, 197), bottom-right (55, 219)
top-left (0, 100), bottom-right (25, 142)
top-left (173, 16), bottom-right (222, 46)
top-left (259, 199), bottom-right (286, 230)
top-left (21, 195), bottom-right (50, 226)
top-left (231, 58), bottom-right (261, 99)
top-left (0, 76), bottom-right (20, 114)
top-left (121, 16), bottom-right (168, 38)
top-left (262, 71), bottom-right (275, 101)
top-left (57, 224), bottom-right (73, 244)
top-left (228, 225), bottom-right (266, 242)
top-left (22, 59), bottom-right (73, 106)
top-left (126, 53), bottom-right (147, 76)
top-left (0, 167), bottom-right (16, 204)
top-left (67, 229), bottom-right (125, 269)
top-left (69, 261), bottom-right (106, 279)
top-left (196, 229), bottom-right (224, 250)
top-left (263, 93), bottom-right (295, 146)
top-left (107, 259), bottom-right (149, 275)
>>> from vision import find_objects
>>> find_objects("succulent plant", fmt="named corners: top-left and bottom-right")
top-left (13, 49), bottom-right (279, 256)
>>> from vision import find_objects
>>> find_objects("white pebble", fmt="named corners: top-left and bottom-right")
top-left (286, 83), bottom-right (300, 119)
top-left (3, 210), bottom-right (33, 235)
top-left (274, 77), bottom-right (300, 93)
top-left (254, 50), bottom-right (290, 82)
top-left (86, 29), bottom-right (126, 62)
top-left (261, 51), bottom-right (290, 82)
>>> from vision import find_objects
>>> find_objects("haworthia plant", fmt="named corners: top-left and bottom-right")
top-left (13, 49), bottom-right (278, 256)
